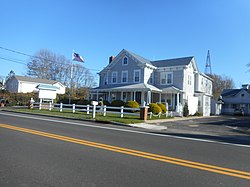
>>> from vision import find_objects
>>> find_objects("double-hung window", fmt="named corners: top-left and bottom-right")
top-left (112, 72), bottom-right (117, 84)
top-left (160, 72), bottom-right (173, 85)
top-left (103, 74), bottom-right (108, 85)
top-left (134, 70), bottom-right (140, 83)
top-left (121, 71), bottom-right (128, 83)
top-left (188, 75), bottom-right (192, 85)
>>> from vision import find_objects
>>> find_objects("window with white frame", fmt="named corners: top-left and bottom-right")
top-left (149, 73), bottom-right (154, 84)
top-left (167, 73), bottom-right (172, 84)
top-left (121, 71), bottom-right (128, 83)
top-left (134, 70), bottom-right (140, 83)
top-left (103, 74), bottom-right (108, 85)
top-left (188, 75), bottom-right (192, 85)
top-left (111, 72), bottom-right (117, 84)
top-left (160, 72), bottom-right (173, 85)
top-left (122, 57), bottom-right (128, 65)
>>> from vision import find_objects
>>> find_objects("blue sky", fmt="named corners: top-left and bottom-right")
top-left (0, 0), bottom-right (250, 88)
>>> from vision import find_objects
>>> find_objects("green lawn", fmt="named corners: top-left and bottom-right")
top-left (3, 107), bottom-right (174, 124)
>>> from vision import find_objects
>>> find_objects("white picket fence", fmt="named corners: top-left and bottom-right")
top-left (31, 101), bottom-right (180, 119)
top-left (32, 102), bottom-right (140, 118)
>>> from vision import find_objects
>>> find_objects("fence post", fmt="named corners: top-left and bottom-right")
top-left (103, 105), bottom-right (106, 116)
top-left (87, 105), bottom-right (90, 114)
top-left (49, 102), bottom-right (52, 111)
top-left (91, 101), bottom-right (98, 119)
top-left (39, 99), bottom-right (42, 110)
top-left (60, 103), bottom-right (63, 112)
top-left (140, 106), bottom-right (149, 121)
top-left (73, 104), bottom-right (75, 113)
top-left (120, 106), bottom-right (124, 118)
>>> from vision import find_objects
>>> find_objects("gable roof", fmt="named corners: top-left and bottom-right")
top-left (14, 75), bottom-right (59, 84)
top-left (151, 56), bottom-right (194, 67)
top-left (221, 88), bottom-right (250, 97)
top-left (99, 49), bottom-right (198, 74)
top-left (125, 49), bottom-right (152, 65)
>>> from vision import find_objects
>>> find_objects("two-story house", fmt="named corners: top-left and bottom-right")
top-left (91, 49), bottom-right (213, 116)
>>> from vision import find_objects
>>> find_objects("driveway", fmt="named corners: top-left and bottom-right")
top-left (146, 115), bottom-right (250, 145)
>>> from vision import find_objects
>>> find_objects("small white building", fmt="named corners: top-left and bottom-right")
top-left (5, 75), bottom-right (66, 94)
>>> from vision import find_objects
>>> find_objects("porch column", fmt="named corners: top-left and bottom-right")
top-left (108, 91), bottom-right (111, 102)
top-left (147, 91), bottom-right (151, 105)
top-left (131, 92), bottom-right (133, 100)
top-left (121, 91), bottom-right (123, 101)
top-left (97, 91), bottom-right (99, 101)
top-left (176, 92), bottom-right (180, 112)
top-left (159, 93), bottom-right (162, 103)
top-left (172, 93), bottom-right (175, 110)
top-left (133, 91), bottom-right (136, 101)
top-left (141, 91), bottom-right (145, 105)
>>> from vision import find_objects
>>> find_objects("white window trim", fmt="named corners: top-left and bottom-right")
top-left (134, 69), bottom-right (141, 83)
top-left (122, 56), bottom-right (128, 66)
top-left (103, 74), bottom-right (108, 85)
top-left (111, 71), bottom-right (118, 84)
top-left (187, 75), bottom-right (192, 85)
top-left (149, 73), bottom-right (154, 84)
top-left (121, 70), bottom-right (128, 83)
top-left (160, 72), bottom-right (173, 85)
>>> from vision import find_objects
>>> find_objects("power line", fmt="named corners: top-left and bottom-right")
top-left (0, 46), bottom-right (100, 72)
top-left (0, 56), bottom-right (27, 65)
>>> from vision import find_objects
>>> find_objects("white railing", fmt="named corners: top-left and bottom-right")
top-left (32, 102), bottom-right (140, 119)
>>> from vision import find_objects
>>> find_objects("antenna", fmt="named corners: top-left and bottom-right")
top-left (205, 50), bottom-right (212, 75)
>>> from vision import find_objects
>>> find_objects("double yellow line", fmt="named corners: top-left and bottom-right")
top-left (1, 123), bottom-right (250, 180)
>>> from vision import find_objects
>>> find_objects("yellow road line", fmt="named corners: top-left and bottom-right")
top-left (1, 123), bottom-right (250, 180)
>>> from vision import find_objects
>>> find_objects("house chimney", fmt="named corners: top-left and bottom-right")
top-left (109, 56), bottom-right (115, 64)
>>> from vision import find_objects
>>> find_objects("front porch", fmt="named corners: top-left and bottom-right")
top-left (90, 84), bottom-right (184, 114)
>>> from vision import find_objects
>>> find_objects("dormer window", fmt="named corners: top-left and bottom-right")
top-left (123, 57), bottom-right (128, 65)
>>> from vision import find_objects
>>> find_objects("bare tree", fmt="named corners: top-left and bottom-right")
top-left (209, 74), bottom-right (235, 100)
top-left (26, 49), bottom-right (70, 85)
top-left (72, 64), bottom-right (96, 88)
top-left (26, 49), bottom-right (97, 90)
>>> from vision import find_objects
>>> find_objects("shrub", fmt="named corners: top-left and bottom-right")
top-left (77, 99), bottom-right (91, 105)
top-left (157, 103), bottom-right (167, 113)
top-left (149, 103), bottom-right (162, 115)
top-left (193, 111), bottom-right (203, 117)
top-left (125, 100), bottom-right (139, 108)
top-left (103, 100), bottom-right (110, 106)
top-left (125, 100), bottom-right (140, 112)
top-left (111, 100), bottom-right (125, 107)
top-left (183, 102), bottom-right (189, 117)
top-left (0, 92), bottom-right (38, 106)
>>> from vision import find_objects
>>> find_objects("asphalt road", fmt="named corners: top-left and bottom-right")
top-left (0, 111), bottom-right (250, 186)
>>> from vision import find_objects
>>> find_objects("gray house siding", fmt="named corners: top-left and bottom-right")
top-left (99, 55), bottom-right (144, 87)
top-left (154, 69), bottom-right (184, 89)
